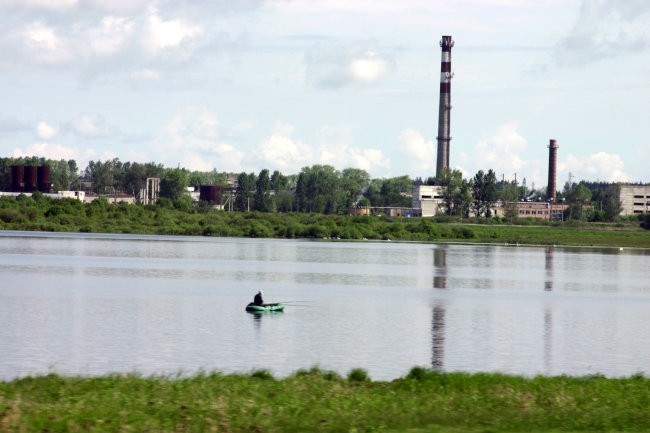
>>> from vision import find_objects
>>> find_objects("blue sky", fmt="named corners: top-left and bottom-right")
top-left (1, 0), bottom-right (648, 189)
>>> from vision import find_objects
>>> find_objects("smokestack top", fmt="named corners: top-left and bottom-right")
top-left (440, 35), bottom-right (454, 51)
top-left (549, 139), bottom-right (558, 148)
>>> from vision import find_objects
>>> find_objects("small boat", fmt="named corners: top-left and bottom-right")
top-left (245, 302), bottom-right (285, 312)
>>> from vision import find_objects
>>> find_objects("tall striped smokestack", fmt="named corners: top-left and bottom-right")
top-left (436, 35), bottom-right (454, 179)
top-left (547, 139), bottom-right (559, 202)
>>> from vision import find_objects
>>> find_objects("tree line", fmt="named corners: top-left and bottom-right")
top-left (0, 156), bottom-right (626, 222)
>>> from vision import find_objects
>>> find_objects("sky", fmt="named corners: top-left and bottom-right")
top-left (1, 0), bottom-right (649, 189)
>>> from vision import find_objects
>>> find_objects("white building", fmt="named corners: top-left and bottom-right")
top-left (619, 184), bottom-right (650, 216)
top-left (412, 184), bottom-right (444, 217)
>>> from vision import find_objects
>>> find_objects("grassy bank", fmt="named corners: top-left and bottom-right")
top-left (2, 195), bottom-right (650, 248)
top-left (2, 368), bottom-right (649, 433)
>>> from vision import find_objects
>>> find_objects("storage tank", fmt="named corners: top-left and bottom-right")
top-left (24, 166), bottom-right (37, 192)
top-left (11, 165), bottom-right (24, 192)
top-left (199, 185), bottom-right (221, 203)
top-left (37, 165), bottom-right (52, 192)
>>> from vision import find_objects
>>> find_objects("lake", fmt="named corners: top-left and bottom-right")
top-left (1, 231), bottom-right (648, 381)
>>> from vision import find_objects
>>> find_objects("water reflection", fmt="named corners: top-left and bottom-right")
top-left (544, 309), bottom-right (553, 374)
top-left (431, 302), bottom-right (446, 370)
top-left (545, 246), bottom-right (554, 291)
top-left (432, 246), bottom-right (447, 369)
top-left (433, 246), bottom-right (447, 289)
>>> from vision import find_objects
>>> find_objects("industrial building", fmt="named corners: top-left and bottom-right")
top-left (411, 184), bottom-right (444, 217)
top-left (619, 184), bottom-right (650, 215)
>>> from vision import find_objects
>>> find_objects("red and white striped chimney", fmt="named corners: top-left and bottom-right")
top-left (435, 35), bottom-right (454, 179)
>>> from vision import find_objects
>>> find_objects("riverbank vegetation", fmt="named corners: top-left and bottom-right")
top-left (2, 368), bottom-right (650, 432)
top-left (1, 193), bottom-right (650, 248)
top-left (1, 156), bottom-right (639, 222)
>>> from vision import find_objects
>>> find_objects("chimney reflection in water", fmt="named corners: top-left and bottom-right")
top-left (431, 246), bottom-right (557, 373)
top-left (544, 246), bottom-right (555, 373)
top-left (544, 246), bottom-right (554, 291)
top-left (432, 246), bottom-right (448, 370)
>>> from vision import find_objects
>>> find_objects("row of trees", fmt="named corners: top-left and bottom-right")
top-left (1, 157), bottom-right (626, 222)
top-left (233, 166), bottom-right (413, 214)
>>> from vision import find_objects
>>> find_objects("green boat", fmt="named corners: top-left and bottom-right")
top-left (245, 303), bottom-right (285, 312)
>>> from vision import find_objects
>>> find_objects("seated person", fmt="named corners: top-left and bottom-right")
top-left (253, 290), bottom-right (264, 306)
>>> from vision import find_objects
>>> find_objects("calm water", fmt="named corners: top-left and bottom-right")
top-left (1, 231), bottom-right (649, 381)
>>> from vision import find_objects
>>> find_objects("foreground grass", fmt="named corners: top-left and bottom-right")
top-left (2, 368), bottom-right (650, 433)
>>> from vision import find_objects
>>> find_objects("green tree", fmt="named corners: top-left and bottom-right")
top-left (500, 183), bottom-right (519, 222)
top-left (439, 169), bottom-right (472, 217)
top-left (85, 159), bottom-right (119, 195)
top-left (160, 168), bottom-right (189, 201)
top-left (378, 176), bottom-right (413, 207)
top-left (564, 182), bottom-right (592, 221)
top-left (471, 169), bottom-right (498, 217)
top-left (273, 172), bottom-right (294, 212)
top-left (254, 169), bottom-right (273, 212)
top-left (340, 168), bottom-right (370, 210)
top-left (234, 172), bottom-right (256, 212)
top-left (602, 184), bottom-right (622, 222)
top-left (363, 179), bottom-right (382, 207)
top-left (295, 165), bottom-right (341, 214)
top-left (46, 159), bottom-right (79, 191)
top-left (270, 170), bottom-right (288, 191)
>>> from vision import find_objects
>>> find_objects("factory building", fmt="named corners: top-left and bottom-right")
top-left (619, 184), bottom-right (650, 215)
top-left (411, 184), bottom-right (444, 217)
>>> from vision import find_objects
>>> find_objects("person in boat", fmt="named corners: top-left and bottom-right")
top-left (253, 290), bottom-right (264, 306)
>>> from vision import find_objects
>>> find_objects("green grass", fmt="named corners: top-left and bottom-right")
top-left (2, 369), bottom-right (650, 432)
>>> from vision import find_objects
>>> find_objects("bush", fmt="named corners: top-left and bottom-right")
top-left (0, 208), bottom-right (19, 223)
top-left (347, 368), bottom-right (370, 382)
top-left (250, 369), bottom-right (274, 380)
top-left (640, 214), bottom-right (650, 230)
top-left (406, 366), bottom-right (431, 381)
top-left (451, 226), bottom-right (475, 239)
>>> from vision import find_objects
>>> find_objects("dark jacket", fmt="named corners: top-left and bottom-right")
top-left (253, 292), bottom-right (264, 306)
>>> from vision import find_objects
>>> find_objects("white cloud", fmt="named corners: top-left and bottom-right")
top-left (245, 123), bottom-right (390, 176)
top-left (349, 51), bottom-right (390, 83)
top-left (400, 129), bottom-right (435, 173)
top-left (69, 115), bottom-right (113, 139)
top-left (470, 122), bottom-right (546, 186)
top-left (306, 45), bottom-right (393, 88)
top-left (131, 68), bottom-right (161, 80)
top-left (2, 0), bottom-right (78, 11)
top-left (21, 21), bottom-right (71, 64)
top-left (85, 0), bottom-right (149, 14)
top-left (251, 123), bottom-right (313, 172)
top-left (13, 142), bottom-right (78, 161)
top-left (560, 151), bottom-right (629, 183)
top-left (474, 122), bottom-right (527, 167)
top-left (36, 121), bottom-right (59, 140)
top-left (143, 7), bottom-right (204, 56)
top-left (87, 16), bottom-right (134, 57)
top-left (151, 107), bottom-right (244, 171)
top-left (554, 0), bottom-right (650, 66)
